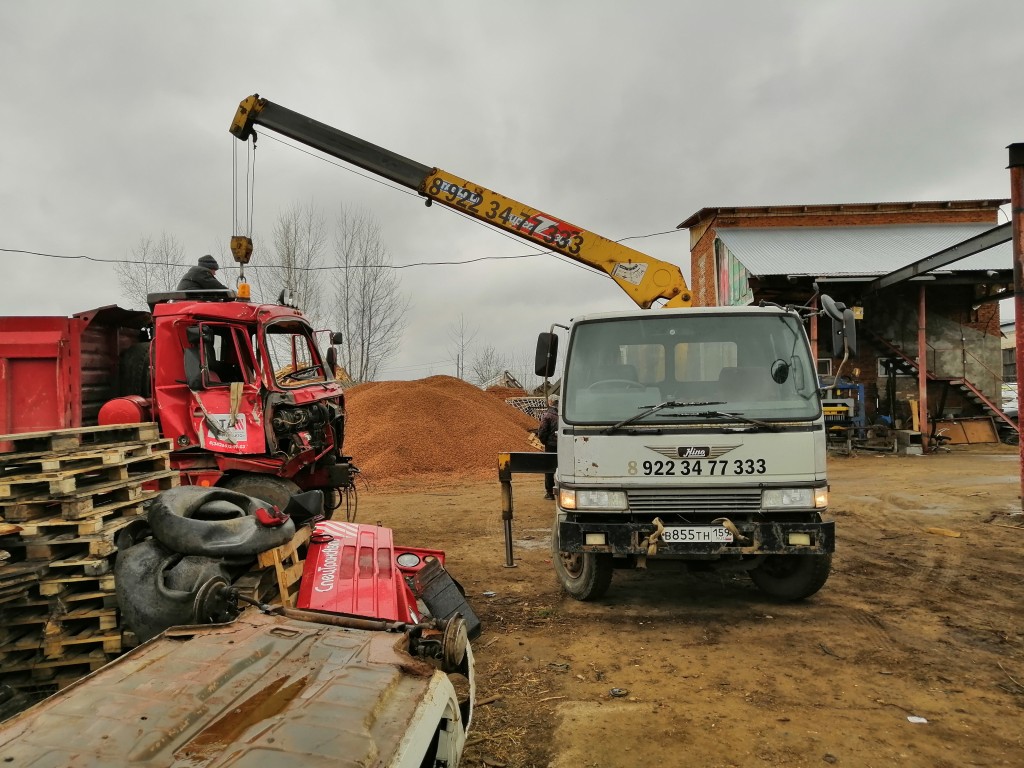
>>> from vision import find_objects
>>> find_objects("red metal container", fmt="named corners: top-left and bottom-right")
top-left (0, 306), bottom-right (148, 434)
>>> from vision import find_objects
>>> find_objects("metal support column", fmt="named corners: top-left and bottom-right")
top-left (1009, 143), bottom-right (1024, 510)
top-left (497, 451), bottom-right (558, 567)
top-left (918, 284), bottom-right (929, 452)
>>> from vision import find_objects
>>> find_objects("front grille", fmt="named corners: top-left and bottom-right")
top-left (626, 489), bottom-right (762, 514)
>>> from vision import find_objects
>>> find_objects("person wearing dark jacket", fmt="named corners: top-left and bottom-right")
top-left (537, 394), bottom-right (559, 500)
top-left (177, 255), bottom-right (227, 291)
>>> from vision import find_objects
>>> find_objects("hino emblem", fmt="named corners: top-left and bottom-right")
top-left (645, 444), bottom-right (740, 460)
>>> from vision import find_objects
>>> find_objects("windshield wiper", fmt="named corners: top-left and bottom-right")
top-left (604, 401), bottom-right (725, 434)
top-left (693, 410), bottom-right (782, 432)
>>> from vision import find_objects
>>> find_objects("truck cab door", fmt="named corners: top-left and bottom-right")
top-left (190, 323), bottom-right (266, 455)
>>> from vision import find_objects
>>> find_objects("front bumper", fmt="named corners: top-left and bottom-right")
top-left (558, 518), bottom-right (835, 557)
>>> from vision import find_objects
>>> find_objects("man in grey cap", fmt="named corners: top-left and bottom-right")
top-left (177, 255), bottom-right (227, 291)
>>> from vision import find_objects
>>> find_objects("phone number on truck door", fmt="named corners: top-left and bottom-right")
top-left (629, 459), bottom-right (767, 476)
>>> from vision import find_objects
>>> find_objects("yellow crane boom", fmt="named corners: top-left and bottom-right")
top-left (230, 94), bottom-right (691, 309)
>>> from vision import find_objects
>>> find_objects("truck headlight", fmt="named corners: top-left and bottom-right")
top-left (762, 488), bottom-right (823, 509)
top-left (560, 489), bottom-right (628, 511)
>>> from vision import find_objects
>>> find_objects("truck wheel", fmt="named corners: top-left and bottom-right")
top-left (551, 519), bottom-right (612, 601)
top-left (118, 342), bottom-right (152, 398)
top-left (222, 474), bottom-right (300, 511)
top-left (749, 553), bottom-right (832, 600)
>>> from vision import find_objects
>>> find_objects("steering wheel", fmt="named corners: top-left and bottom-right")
top-left (280, 365), bottom-right (322, 382)
top-left (588, 379), bottom-right (647, 392)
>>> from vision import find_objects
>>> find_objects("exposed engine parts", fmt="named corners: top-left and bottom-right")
top-left (270, 401), bottom-right (340, 457)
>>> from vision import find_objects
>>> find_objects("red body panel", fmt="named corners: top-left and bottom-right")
top-left (0, 307), bottom-right (146, 435)
top-left (298, 521), bottom-right (446, 623)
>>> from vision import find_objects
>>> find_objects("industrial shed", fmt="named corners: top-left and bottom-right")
top-left (678, 200), bottom-right (1017, 445)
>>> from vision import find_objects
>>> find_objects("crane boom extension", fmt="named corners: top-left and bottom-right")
top-left (230, 95), bottom-right (691, 309)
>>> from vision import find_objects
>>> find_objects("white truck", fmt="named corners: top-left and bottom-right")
top-left (227, 94), bottom-right (850, 603)
top-left (536, 300), bottom-right (849, 600)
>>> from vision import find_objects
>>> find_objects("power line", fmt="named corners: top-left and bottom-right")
top-left (3, 131), bottom-right (687, 272)
top-left (0, 228), bottom-right (684, 272)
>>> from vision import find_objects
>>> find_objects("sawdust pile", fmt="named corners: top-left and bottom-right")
top-left (344, 376), bottom-right (540, 484)
top-left (484, 386), bottom-right (529, 398)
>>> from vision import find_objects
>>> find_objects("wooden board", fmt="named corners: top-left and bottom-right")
top-left (256, 526), bottom-right (311, 608)
top-left (933, 417), bottom-right (999, 445)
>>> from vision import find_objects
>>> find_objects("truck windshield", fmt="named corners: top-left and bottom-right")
top-left (563, 313), bottom-right (820, 425)
top-left (264, 321), bottom-right (327, 388)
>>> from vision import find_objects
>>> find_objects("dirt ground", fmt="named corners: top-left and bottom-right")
top-left (361, 444), bottom-right (1024, 768)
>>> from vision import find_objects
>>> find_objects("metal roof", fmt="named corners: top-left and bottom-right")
top-left (716, 223), bottom-right (1014, 278)
top-left (677, 199), bottom-right (1009, 229)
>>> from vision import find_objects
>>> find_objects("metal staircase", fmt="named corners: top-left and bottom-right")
top-left (867, 330), bottom-right (1019, 439)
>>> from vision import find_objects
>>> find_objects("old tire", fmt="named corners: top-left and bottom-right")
top-left (118, 342), bottom-right (152, 398)
top-left (222, 474), bottom-right (301, 511)
top-left (551, 519), bottom-right (612, 601)
top-left (749, 553), bottom-right (832, 600)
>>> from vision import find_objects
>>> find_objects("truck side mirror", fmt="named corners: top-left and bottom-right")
top-left (330, 331), bottom-right (343, 345)
top-left (821, 295), bottom-right (857, 358)
top-left (830, 308), bottom-right (858, 358)
top-left (326, 347), bottom-right (338, 375)
top-left (535, 333), bottom-right (558, 377)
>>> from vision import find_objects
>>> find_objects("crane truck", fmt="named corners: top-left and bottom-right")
top-left (228, 94), bottom-right (849, 602)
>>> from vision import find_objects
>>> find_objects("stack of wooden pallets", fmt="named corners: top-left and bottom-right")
top-left (0, 423), bottom-right (178, 708)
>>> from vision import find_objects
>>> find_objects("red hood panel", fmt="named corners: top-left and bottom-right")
top-left (297, 520), bottom-right (419, 623)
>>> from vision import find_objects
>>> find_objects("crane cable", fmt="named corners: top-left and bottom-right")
top-left (231, 134), bottom-right (257, 289)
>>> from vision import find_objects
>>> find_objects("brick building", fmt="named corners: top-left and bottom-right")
top-left (677, 200), bottom-right (1015, 440)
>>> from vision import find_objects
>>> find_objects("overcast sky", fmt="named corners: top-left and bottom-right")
top-left (2, 1), bottom-right (1022, 382)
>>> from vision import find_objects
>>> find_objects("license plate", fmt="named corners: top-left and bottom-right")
top-left (662, 526), bottom-right (733, 543)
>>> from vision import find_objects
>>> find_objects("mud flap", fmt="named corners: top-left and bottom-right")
top-left (413, 559), bottom-right (482, 640)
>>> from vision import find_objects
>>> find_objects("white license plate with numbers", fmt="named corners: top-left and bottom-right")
top-left (662, 526), bottom-right (734, 543)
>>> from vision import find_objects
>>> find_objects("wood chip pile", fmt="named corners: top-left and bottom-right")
top-left (344, 376), bottom-right (541, 483)
top-left (484, 386), bottom-right (529, 398)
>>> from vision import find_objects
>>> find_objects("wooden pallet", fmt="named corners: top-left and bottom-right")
top-left (1, 613), bottom-right (121, 656)
top-left (12, 497), bottom-right (150, 537)
top-left (38, 572), bottom-right (116, 598)
top-left (0, 477), bottom-right (174, 523)
top-left (0, 562), bottom-right (49, 605)
top-left (0, 455), bottom-right (173, 500)
top-left (5, 534), bottom-right (117, 562)
top-left (0, 647), bottom-right (111, 677)
top-left (1, 596), bottom-right (117, 633)
top-left (0, 423), bottom-right (162, 457)
top-left (0, 439), bottom-right (173, 476)
top-left (256, 526), bottom-right (311, 608)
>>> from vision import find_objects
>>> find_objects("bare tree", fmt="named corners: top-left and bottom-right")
top-left (115, 233), bottom-right (187, 309)
top-left (470, 344), bottom-right (509, 386)
top-left (250, 202), bottom-right (329, 328)
top-left (447, 315), bottom-right (478, 380)
top-left (509, 346), bottom-right (544, 393)
top-left (333, 205), bottom-right (409, 382)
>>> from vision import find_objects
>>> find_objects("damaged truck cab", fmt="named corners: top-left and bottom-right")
top-left (100, 289), bottom-right (353, 506)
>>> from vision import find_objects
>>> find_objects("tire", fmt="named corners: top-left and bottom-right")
top-left (748, 553), bottom-right (832, 600)
top-left (118, 342), bottom-right (152, 398)
top-left (551, 518), bottom-right (612, 601)
top-left (222, 474), bottom-right (301, 511)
